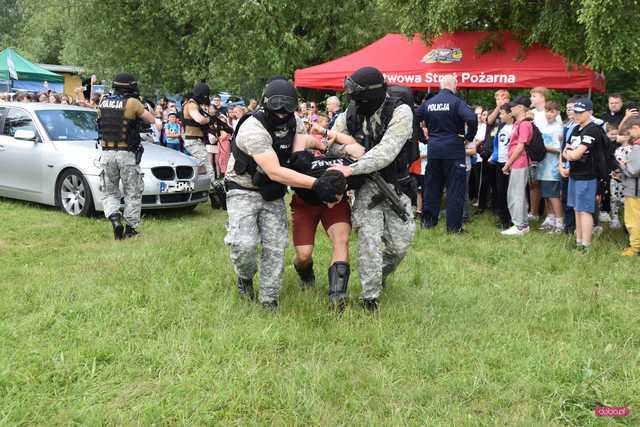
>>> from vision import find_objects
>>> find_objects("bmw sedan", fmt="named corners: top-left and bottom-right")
top-left (0, 102), bottom-right (210, 216)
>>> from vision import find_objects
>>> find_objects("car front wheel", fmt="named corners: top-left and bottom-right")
top-left (56, 169), bottom-right (95, 216)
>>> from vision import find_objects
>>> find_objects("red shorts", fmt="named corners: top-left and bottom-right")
top-left (290, 195), bottom-right (351, 246)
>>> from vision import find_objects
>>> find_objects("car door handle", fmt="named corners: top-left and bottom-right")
top-left (0, 144), bottom-right (6, 151)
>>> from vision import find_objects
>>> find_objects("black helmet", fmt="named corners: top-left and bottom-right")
top-left (344, 66), bottom-right (387, 116)
top-left (262, 78), bottom-right (297, 127)
top-left (192, 82), bottom-right (210, 105)
top-left (112, 73), bottom-right (138, 95)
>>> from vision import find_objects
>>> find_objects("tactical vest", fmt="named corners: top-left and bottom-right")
top-left (229, 109), bottom-right (296, 200)
top-left (182, 99), bottom-right (209, 136)
top-left (345, 97), bottom-right (416, 187)
top-left (98, 95), bottom-right (141, 150)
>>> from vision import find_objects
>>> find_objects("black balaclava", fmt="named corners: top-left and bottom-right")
top-left (192, 82), bottom-right (210, 105)
top-left (262, 79), bottom-right (297, 128)
top-left (112, 73), bottom-right (138, 97)
top-left (347, 66), bottom-right (386, 117)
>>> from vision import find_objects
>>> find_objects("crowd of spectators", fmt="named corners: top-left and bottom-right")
top-left (418, 86), bottom-right (639, 255)
top-left (2, 78), bottom-right (638, 256)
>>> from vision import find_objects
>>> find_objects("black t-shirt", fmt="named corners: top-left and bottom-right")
top-left (289, 153), bottom-right (362, 204)
top-left (600, 111), bottom-right (624, 127)
top-left (567, 122), bottom-right (603, 180)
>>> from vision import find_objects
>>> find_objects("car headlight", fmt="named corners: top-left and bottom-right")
top-left (93, 158), bottom-right (101, 168)
top-left (197, 165), bottom-right (207, 175)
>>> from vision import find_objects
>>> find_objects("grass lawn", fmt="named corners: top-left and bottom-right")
top-left (0, 196), bottom-right (638, 426)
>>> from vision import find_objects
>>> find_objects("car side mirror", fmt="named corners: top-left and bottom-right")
top-left (14, 129), bottom-right (37, 141)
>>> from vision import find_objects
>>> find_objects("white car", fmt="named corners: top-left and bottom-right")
top-left (0, 102), bottom-right (210, 216)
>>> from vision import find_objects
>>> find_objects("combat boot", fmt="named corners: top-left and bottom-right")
top-left (261, 300), bottom-right (278, 311)
top-left (124, 225), bottom-right (139, 238)
top-left (294, 260), bottom-right (315, 290)
top-left (109, 213), bottom-right (124, 240)
top-left (328, 262), bottom-right (350, 310)
top-left (362, 298), bottom-right (379, 313)
top-left (237, 277), bottom-right (255, 300)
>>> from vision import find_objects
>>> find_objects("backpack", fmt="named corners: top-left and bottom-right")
top-left (525, 122), bottom-right (547, 163)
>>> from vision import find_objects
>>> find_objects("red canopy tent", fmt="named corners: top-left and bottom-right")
top-left (294, 32), bottom-right (605, 93)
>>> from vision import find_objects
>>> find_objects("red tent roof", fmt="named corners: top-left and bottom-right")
top-left (294, 32), bottom-right (605, 92)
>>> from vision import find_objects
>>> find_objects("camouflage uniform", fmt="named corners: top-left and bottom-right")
top-left (184, 138), bottom-right (215, 188)
top-left (332, 101), bottom-right (416, 300)
top-left (100, 150), bottom-right (144, 227)
top-left (224, 116), bottom-right (305, 303)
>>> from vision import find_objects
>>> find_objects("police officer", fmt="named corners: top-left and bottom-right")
top-left (328, 66), bottom-right (416, 312)
top-left (224, 78), bottom-right (345, 309)
top-left (182, 81), bottom-right (217, 205)
top-left (98, 73), bottom-right (155, 239)
top-left (416, 74), bottom-right (477, 233)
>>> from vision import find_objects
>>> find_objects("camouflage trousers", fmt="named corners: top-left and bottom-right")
top-left (224, 189), bottom-right (288, 303)
top-left (184, 138), bottom-right (215, 188)
top-left (352, 180), bottom-right (416, 300)
top-left (100, 150), bottom-right (144, 227)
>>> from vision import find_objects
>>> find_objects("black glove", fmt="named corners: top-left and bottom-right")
top-left (312, 170), bottom-right (347, 203)
top-left (289, 150), bottom-right (314, 173)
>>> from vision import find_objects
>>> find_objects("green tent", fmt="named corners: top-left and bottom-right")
top-left (0, 48), bottom-right (64, 82)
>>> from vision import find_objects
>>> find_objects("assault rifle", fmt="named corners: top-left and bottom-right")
top-left (367, 172), bottom-right (409, 222)
top-left (201, 109), bottom-right (234, 138)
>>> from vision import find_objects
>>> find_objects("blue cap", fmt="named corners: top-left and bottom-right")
top-left (573, 98), bottom-right (593, 113)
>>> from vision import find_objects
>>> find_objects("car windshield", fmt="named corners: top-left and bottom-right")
top-left (35, 110), bottom-right (98, 141)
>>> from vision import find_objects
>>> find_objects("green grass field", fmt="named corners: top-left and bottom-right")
top-left (0, 196), bottom-right (638, 426)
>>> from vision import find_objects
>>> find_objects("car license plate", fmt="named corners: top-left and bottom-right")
top-left (160, 181), bottom-right (194, 193)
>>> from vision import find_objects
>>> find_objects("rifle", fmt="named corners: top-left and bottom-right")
top-left (367, 172), bottom-right (409, 222)
top-left (201, 109), bottom-right (234, 138)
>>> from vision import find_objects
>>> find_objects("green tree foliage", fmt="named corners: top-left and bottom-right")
top-left (386, 0), bottom-right (640, 72)
top-left (0, 0), bottom-right (395, 97)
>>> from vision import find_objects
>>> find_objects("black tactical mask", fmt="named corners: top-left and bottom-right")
top-left (345, 67), bottom-right (386, 117)
top-left (263, 79), bottom-right (297, 128)
top-left (192, 82), bottom-right (210, 105)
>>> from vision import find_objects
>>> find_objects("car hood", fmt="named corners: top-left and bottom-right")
top-left (52, 140), bottom-right (199, 169)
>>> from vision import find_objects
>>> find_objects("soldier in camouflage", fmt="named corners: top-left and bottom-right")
top-left (224, 77), bottom-right (345, 309)
top-left (98, 73), bottom-right (155, 240)
top-left (329, 66), bottom-right (416, 312)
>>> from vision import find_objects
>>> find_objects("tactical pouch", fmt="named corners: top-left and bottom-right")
top-left (258, 181), bottom-right (287, 201)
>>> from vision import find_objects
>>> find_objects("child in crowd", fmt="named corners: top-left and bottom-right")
top-left (490, 104), bottom-right (514, 229)
top-left (410, 140), bottom-right (428, 216)
top-left (610, 129), bottom-right (631, 229)
top-left (537, 101), bottom-right (564, 232)
top-left (562, 99), bottom-right (604, 251)
top-left (501, 96), bottom-right (533, 236)
top-left (164, 112), bottom-right (182, 151)
top-left (618, 117), bottom-right (640, 256)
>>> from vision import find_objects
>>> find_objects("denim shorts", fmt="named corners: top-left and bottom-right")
top-left (567, 178), bottom-right (597, 213)
top-left (540, 180), bottom-right (561, 198)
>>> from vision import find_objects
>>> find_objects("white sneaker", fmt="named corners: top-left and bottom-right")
top-left (501, 225), bottom-right (529, 236)
top-left (599, 212), bottom-right (612, 223)
top-left (527, 213), bottom-right (539, 221)
top-left (610, 217), bottom-right (622, 229)
top-left (593, 225), bottom-right (604, 237)
top-left (539, 216), bottom-right (555, 230)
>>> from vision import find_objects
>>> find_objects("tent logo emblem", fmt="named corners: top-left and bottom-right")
top-left (421, 48), bottom-right (463, 64)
